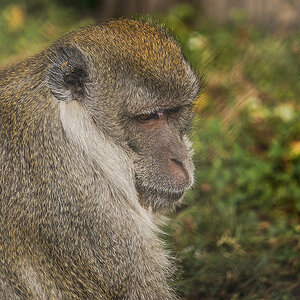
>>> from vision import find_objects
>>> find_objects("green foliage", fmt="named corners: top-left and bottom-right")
top-left (0, 1), bottom-right (94, 65)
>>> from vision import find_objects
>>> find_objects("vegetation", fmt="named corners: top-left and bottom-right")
top-left (1, 2), bottom-right (299, 299)
top-left (0, 1), bottom-right (94, 65)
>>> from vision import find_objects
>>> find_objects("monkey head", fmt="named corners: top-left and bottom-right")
top-left (49, 19), bottom-right (199, 213)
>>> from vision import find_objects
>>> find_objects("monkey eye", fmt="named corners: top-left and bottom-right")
top-left (137, 112), bottom-right (160, 122)
top-left (166, 106), bottom-right (181, 117)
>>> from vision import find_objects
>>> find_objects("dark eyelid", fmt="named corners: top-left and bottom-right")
top-left (135, 104), bottom-right (191, 123)
top-left (167, 107), bottom-right (180, 114)
top-left (166, 106), bottom-right (184, 116)
top-left (136, 112), bottom-right (159, 122)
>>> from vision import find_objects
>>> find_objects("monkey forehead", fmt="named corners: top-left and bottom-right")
top-left (122, 68), bottom-right (198, 116)
top-left (84, 20), bottom-right (183, 71)
top-left (104, 20), bottom-right (185, 78)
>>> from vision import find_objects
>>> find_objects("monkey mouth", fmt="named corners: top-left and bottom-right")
top-left (158, 189), bottom-right (185, 201)
top-left (137, 184), bottom-right (185, 203)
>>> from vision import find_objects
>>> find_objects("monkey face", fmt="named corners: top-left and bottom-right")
top-left (49, 19), bottom-right (199, 213)
top-left (124, 102), bottom-right (195, 212)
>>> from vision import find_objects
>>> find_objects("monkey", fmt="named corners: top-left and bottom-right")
top-left (0, 19), bottom-right (199, 299)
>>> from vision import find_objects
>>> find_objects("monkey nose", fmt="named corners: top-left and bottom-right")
top-left (168, 158), bottom-right (189, 183)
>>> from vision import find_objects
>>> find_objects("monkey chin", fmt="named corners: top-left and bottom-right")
top-left (137, 185), bottom-right (186, 213)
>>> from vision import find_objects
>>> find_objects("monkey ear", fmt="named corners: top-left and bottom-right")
top-left (49, 46), bottom-right (88, 102)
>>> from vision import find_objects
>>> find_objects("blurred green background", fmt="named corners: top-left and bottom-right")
top-left (1, 1), bottom-right (300, 299)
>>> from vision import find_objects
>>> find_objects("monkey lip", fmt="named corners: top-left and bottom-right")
top-left (138, 184), bottom-right (186, 202)
top-left (153, 188), bottom-right (186, 203)
top-left (163, 189), bottom-right (185, 201)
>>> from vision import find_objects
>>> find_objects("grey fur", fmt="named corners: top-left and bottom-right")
top-left (0, 19), bottom-right (199, 299)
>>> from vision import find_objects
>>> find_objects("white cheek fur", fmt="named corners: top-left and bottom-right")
top-left (58, 100), bottom-right (157, 228)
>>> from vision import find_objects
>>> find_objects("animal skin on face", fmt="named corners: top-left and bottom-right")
top-left (0, 19), bottom-right (199, 299)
